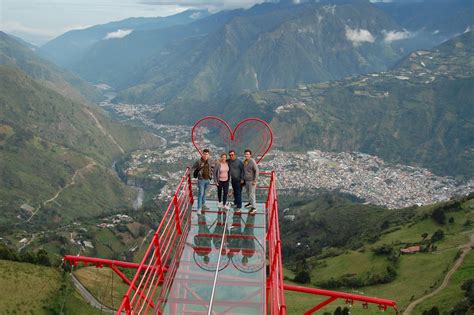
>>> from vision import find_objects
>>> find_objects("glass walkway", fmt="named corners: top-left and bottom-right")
top-left (161, 200), bottom-right (266, 314)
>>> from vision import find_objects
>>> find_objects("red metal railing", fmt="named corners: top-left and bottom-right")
top-left (263, 171), bottom-right (398, 314)
top-left (116, 167), bottom-right (194, 314)
top-left (265, 171), bottom-right (287, 314)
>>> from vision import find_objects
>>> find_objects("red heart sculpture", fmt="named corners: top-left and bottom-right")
top-left (191, 116), bottom-right (273, 164)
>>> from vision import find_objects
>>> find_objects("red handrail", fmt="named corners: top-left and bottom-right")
top-left (264, 171), bottom-right (397, 314)
top-left (117, 168), bottom-right (194, 314)
top-left (265, 171), bottom-right (287, 314)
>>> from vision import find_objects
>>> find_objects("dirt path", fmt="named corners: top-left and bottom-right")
top-left (84, 108), bottom-right (124, 154)
top-left (26, 161), bottom-right (96, 222)
top-left (137, 229), bottom-right (154, 252)
top-left (403, 233), bottom-right (474, 314)
top-left (70, 273), bottom-right (118, 314)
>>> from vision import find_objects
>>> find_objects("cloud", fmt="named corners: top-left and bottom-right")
top-left (0, 20), bottom-right (57, 37)
top-left (104, 29), bottom-right (133, 39)
top-left (382, 30), bottom-right (413, 43)
top-left (345, 26), bottom-right (375, 46)
top-left (139, 0), bottom-right (265, 10)
top-left (190, 11), bottom-right (204, 19)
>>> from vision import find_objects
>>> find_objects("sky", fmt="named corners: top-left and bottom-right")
top-left (0, 0), bottom-right (270, 46)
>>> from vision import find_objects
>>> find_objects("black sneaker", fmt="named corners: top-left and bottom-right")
top-left (244, 203), bottom-right (252, 208)
top-left (248, 208), bottom-right (257, 215)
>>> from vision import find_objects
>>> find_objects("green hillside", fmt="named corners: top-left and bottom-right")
top-left (0, 65), bottom-right (161, 231)
top-left (0, 31), bottom-right (102, 104)
top-left (0, 259), bottom-right (102, 314)
top-left (282, 194), bottom-right (474, 314)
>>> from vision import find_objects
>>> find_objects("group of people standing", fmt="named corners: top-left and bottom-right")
top-left (191, 148), bottom-right (259, 215)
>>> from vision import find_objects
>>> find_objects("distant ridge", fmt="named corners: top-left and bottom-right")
top-left (40, 9), bottom-right (210, 68)
top-left (0, 31), bottom-right (102, 104)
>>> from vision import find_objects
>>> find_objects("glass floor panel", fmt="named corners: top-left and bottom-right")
top-left (162, 200), bottom-right (266, 314)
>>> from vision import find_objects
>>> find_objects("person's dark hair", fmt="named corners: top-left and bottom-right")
top-left (244, 149), bottom-right (252, 155)
top-left (229, 149), bottom-right (236, 155)
top-left (220, 152), bottom-right (227, 158)
top-left (203, 149), bottom-right (210, 153)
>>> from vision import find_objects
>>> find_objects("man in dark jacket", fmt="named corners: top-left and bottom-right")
top-left (191, 148), bottom-right (213, 212)
top-left (227, 149), bottom-right (244, 212)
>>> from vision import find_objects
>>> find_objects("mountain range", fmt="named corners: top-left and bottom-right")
top-left (38, 0), bottom-right (473, 105)
top-left (0, 32), bottom-right (102, 104)
top-left (40, 9), bottom-right (210, 69)
top-left (157, 30), bottom-right (473, 178)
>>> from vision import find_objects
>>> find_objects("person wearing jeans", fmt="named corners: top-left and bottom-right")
top-left (197, 179), bottom-right (210, 211)
top-left (243, 149), bottom-right (258, 215)
top-left (192, 148), bottom-right (213, 212)
top-left (214, 152), bottom-right (230, 209)
top-left (228, 149), bottom-right (244, 212)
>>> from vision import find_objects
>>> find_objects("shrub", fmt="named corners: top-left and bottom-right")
top-left (431, 208), bottom-right (446, 225)
top-left (431, 229), bottom-right (445, 243)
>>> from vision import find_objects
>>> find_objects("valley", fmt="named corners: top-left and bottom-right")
top-left (101, 99), bottom-right (473, 209)
top-left (1, 0), bottom-right (473, 313)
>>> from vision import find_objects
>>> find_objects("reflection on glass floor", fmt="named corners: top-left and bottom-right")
top-left (161, 200), bottom-right (266, 314)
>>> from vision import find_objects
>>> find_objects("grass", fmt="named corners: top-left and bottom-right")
top-left (0, 259), bottom-right (102, 314)
top-left (284, 248), bottom-right (460, 314)
top-left (363, 249), bottom-right (458, 310)
top-left (283, 198), bottom-right (474, 314)
top-left (414, 250), bottom-right (474, 313)
top-left (74, 266), bottom-right (130, 309)
top-left (309, 250), bottom-right (390, 283)
top-left (0, 259), bottom-right (61, 314)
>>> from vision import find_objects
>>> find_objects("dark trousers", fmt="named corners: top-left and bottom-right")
top-left (217, 180), bottom-right (230, 204)
top-left (231, 178), bottom-right (242, 208)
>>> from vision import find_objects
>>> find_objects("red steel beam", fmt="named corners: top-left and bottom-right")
top-left (63, 255), bottom-right (165, 271)
top-left (284, 284), bottom-right (397, 310)
top-left (304, 297), bottom-right (337, 315)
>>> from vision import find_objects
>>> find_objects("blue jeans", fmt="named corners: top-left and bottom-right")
top-left (197, 179), bottom-right (210, 209)
top-left (231, 178), bottom-right (242, 208)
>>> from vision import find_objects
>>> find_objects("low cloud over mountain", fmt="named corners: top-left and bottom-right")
top-left (104, 29), bottom-right (134, 40)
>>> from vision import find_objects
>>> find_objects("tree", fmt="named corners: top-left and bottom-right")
top-left (294, 258), bottom-right (311, 284)
top-left (36, 249), bottom-right (51, 266)
top-left (422, 306), bottom-right (440, 315)
top-left (431, 208), bottom-right (446, 224)
top-left (431, 229), bottom-right (445, 243)
top-left (372, 244), bottom-right (393, 256)
top-left (461, 278), bottom-right (474, 304)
